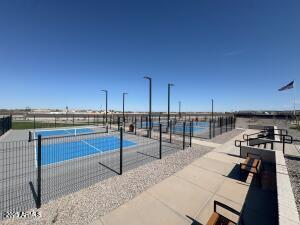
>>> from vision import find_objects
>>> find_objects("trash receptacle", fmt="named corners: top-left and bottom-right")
top-left (129, 124), bottom-right (134, 132)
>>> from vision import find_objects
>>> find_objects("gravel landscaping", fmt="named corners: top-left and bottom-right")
top-left (285, 157), bottom-right (300, 219)
top-left (0, 144), bottom-right (212, 225)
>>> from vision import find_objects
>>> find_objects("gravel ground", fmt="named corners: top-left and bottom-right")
top-left (1, 144), bottom-right (212, 225)
top-left (285, 157), bottom-right (300, 219)
top-left (207, 129), bottom-right (245, 144)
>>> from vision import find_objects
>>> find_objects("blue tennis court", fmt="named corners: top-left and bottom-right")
top-left (35, 128), bottom-right (94, 138)
top-left (40, 136), bottom-right (136, 166)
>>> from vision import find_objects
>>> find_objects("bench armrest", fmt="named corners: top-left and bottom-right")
top-left (214, 200), bottom-right (240, 217)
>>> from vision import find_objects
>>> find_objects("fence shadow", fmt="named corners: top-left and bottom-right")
top-left (29, 181), bottom-right (38, 207)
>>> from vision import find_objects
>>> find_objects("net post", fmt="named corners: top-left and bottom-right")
top-left (37, 135), bottom-right (42, 208)
top-left (120, 127), bottom-right (123, 175)
top-left (189, 121), bottom-right (192, 147)
top-left (183, 121), bottom-right (186, 150)
top-left (159, 123), bottom-right (162, 159)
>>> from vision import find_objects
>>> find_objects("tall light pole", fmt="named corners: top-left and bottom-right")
top-left (168, 83), bottom-right (174, 127)
top-left (101, 90), bottom-right (108, 124)
top-left (179, 101), bottom-right (181, 118)
top-left (211, 99), bottom-right (214, 122)
top-left (144, 76), bottom-right (152, 138)
top-left (123, 92), bottom-right (128, 124)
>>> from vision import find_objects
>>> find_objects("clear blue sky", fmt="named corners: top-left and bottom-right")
top-left (0, 0), bottom-right (299, 112)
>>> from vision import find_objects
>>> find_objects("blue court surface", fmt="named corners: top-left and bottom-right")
top-left (40, 136), bottom-right (136, 166)
top-left (35, 128), bottom-right (94, 138)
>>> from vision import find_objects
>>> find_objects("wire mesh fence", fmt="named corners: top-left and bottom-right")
top-left (0, 121), bottom-right (192, 219)
top-left (0, 116), bottom-right (12, 136)
top-left (12, 114), bottom-right (108, 130)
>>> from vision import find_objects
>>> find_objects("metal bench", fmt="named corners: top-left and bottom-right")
top-left (206, 201), bottom-right (243, 225)
top-left (240, 153), bottom-right (263, 186)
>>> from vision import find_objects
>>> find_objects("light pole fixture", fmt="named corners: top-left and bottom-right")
top-left (179, 101), bottom-right (181, 118)
top-left (122, 92), bottom-right (128, 124)
top-left (101, 90), bottom-right (108, 124)
top-left (168, 83), bottom-right (174, 127)
top-left (144, 76), bottom-right (152, 138)
top-left (211, 98), bottom-right (214, 122)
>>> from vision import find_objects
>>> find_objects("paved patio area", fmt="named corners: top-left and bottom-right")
top-left (90, 130), bottom-right (279, 225)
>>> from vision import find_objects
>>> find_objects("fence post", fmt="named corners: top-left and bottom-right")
top-left (169, 120), bottom-right (172, 143)
top-left (220, 118), bottom-right (222, 135)
top-left (282, 135), bottom-right (285, 155)
top-left (120, 127), bottom-right (123, 175)
top-left (226, 117), bottom-right (228, 132)
top-left (73, 114), bottom-right (75, 126)
top-left (209, 119), bottom-right (212, 139)
top-left (117, 117), bottom-right (120, 131)
top-left (140, 116), bottom-right (143, 129)
top-left (37, 135), bottom-right (42, 208)
top-left (10, 115), bottom-right (12, 130)
top-left (183, 122), bottom-right (186, 150)
top-left (159, 124), bottom-right (162, 159)
top-left (213, 119), bottom-right (215, 137)
top-left (189, 121), bottom-right (192, 147)
top-left (54, 116), bottom-right (57, 128)
top-left (2, 116), bottom-right (4, 134)
top-left (88, 115), bottom-right (90, 125)
top-left (135, 116), bottom-right (137, 135)
top-left (103, 115), bottom-right (105, 126)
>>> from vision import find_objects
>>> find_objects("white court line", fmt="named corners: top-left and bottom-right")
top-left (81, 139), bottom-right (104, 153)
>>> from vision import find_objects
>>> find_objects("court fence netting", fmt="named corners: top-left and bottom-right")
top-left (0, 116), bottom-right (12, 137)
top-left (0, 122), bottom-right (192, 219)
top-left (111, 115), bottom-right (236, 140)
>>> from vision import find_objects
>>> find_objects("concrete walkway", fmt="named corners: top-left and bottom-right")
top-left (89, 130), bottom-right (278, 225)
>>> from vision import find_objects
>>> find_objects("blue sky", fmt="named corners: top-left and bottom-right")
top-left (0, 0), bottom-right (299, 112)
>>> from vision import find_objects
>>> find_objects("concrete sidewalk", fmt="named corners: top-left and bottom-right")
top-left (89, 130), bottom-right (278, 225)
